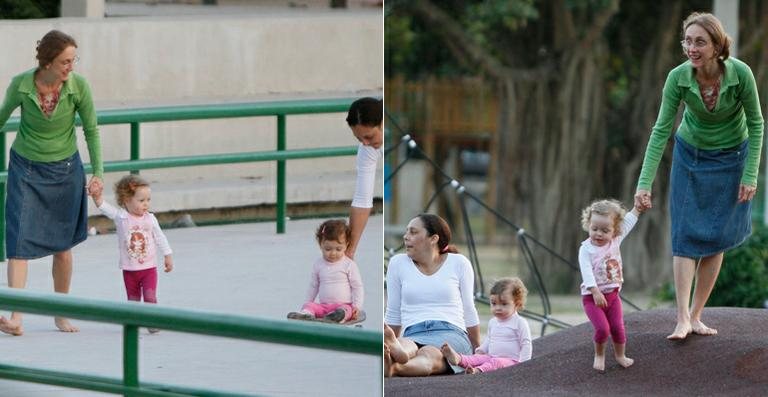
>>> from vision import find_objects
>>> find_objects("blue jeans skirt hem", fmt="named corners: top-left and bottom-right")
top-left (404, 320), bottom-right (472, 374)
top-left (670, 135), bottom-right (751, 258)
top-left (5, 150), bottom-right (88, 259)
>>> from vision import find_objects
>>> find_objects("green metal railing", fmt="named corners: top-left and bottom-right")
top-left (0, 98), bottom-right (359, 259)
top-left (0, 288), bottom-right (380, 396)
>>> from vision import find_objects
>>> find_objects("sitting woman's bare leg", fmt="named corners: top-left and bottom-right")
top-left (390, 345), bottom-right (448, 377)
top-left (384, 325), bottom-right (417, 364)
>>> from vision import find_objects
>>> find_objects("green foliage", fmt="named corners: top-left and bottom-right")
top-left (710, 224), bottom-right (768, 308)
top-left (654, 224), bottom-right (768, 308)
top-left (464, 0), bottom-right (538, 48)
top-left (0, 0), bottom-right (59, 19)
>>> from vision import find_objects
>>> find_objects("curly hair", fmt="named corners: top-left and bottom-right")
top-left (580, 199), bottom-right (627, 238)
top-left (490, 277), bottom-right (528, 310)
top-left (315, 219), bottom-right (351, 245)
top-left (114, 174), bottom-right (150, 208)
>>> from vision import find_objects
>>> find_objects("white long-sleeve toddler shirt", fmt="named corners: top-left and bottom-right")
top-left (305, 256), bottom-right (364, 309)
top-left (579, 211), bottom-right (638, 295)
top-left (98, 201), bottom-right (172, 271)
top-left (478, 313), bottom-right (532, 362)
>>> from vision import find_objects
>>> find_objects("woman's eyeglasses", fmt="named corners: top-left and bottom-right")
top-left (680, 39), bottom-right (709, 50)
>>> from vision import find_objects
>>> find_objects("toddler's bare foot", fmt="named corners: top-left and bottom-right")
top-left (666, 322), bottom-right (692, 340)
top-left (384, 344), bottom-right (396, 378)
top-left (691, 319), bottom-right (717, 336)
top-left (593, 355), bottom-right (605, 372)
top-left (55, 317), bottom-right (79, 333)
top-left (615, 355), bottom-right (634, 368)
top-left (0, 316), bottom-right (23, 336)
top-left (465, 367), bottom-right (478, 375)
top-left (384, 325), bottom-right (408, 364)
top-left (440, 343), bottom-right (461, 366)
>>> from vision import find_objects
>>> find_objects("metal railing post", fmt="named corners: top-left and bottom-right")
top-left (130, 122), bottom-right (140, 175)
top-left (276, 114), bottom-right (286, 233)
top-left (123, 324), bottom-right (139, 395)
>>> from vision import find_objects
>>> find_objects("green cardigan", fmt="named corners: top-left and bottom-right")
top-left (637, 57), bottom-right (764, 190)
top-left (0, 68), bottom-right (103, 177)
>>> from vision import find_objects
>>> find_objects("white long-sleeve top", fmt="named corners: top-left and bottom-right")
top-left (351, 144), bottom-right (382, 208)
top-left (477, 313), bottom-right (532, 362)
top-left (385, 253), bottom-right (480, 331)
top-left (579, 211), bottom-right (638, 295)
top-left (304, 256), bottom-right (364, 309)
top-left (98, 201), bottom-right (172, 271)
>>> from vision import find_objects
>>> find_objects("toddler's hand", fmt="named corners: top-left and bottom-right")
top-left (592, 291), bottom-right (607, 308)
top-left (164, 256), bottom-right (174, 273)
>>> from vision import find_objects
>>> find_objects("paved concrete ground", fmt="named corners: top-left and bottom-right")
top-left (0, 215), bottom-right (383, 396)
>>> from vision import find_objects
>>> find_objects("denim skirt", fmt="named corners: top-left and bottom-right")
top-left (669, 135), bottom-right (751, 258)
top-left (404, 320), bottom-right (472, 374)
top-left (5, 150), bottom-right (88, 259)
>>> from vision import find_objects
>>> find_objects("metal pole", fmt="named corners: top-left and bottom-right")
top-left (123, 324), bottom-right (139, 395)
top-left (276, 114), bottom-right (286, 233)
top-left (130, 122), bottom-right (140, 175)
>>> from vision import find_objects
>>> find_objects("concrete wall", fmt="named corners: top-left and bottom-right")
top-left (0, 10), bottom-right (383, 213)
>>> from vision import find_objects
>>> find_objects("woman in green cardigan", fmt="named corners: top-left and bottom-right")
top-left (0, 30), bottom-right (103, 335)
top-left (634, 13), bottom-right (763, 340)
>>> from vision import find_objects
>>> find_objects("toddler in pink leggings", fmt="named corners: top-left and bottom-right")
top-left (441, 277), bottom-right (532, 374)
top-left (579, 199), bottom-right (642, 371)
top-left (287, 219), bottom-right (364, 323)
top-left (92, 175), bottom-right (173, 333)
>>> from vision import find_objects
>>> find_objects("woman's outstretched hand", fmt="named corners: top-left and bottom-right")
top-left (634, 189), bottom-right (652, 211)
top-left (87, 176), bottom-right (103, 197)
top-left (738, 184), bottom-right (757, 203)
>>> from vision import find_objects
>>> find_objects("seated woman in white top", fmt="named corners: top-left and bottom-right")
top-left (384, 214), bottom-right (481, 377)
top-left (346, 97), bottom-right (383, 259)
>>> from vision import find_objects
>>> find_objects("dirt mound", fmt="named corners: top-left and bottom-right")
top-left (385, 308), bottom-right (768, 396)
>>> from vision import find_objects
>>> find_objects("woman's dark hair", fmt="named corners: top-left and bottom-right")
top-left (346, 97), bottom-right (382, 127)
top-left (417, 213), bottom-right (459, 254)
top-left (36, 30), bottom-right (77, 68)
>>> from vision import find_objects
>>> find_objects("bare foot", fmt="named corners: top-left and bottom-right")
top-left (667, 322), bottom-right (692, 340)
top-left (0, 316), bottom-right (23, 336)
top-left (384, 325), bottom-right (408, 364)
top-left (440, 343), bottom-right (462, 366)
top-left (691, 319), bottom-right (717, 336)
top-left (465, 367), bottom-right (478, 375)
top-left (55, 317), bottom-right (79, 333)
top-left (593, 355), bottom-right (605, 372)
top-left (384, 344), bottom-right (396, 378)
top-left (615, 355), bottom-right (634, 368)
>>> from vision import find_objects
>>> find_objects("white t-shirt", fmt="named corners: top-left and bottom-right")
top-left (351, 144), bottom-right (382, 208)
top-left (385, 253), bottom-right (480, 331)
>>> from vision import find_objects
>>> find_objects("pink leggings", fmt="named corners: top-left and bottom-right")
top-left (123, 268), bottom-right (158, 303)
top-left (457, 354), bottom-right (518, 373)
top-left (582, 290), bottom-right (625, 344)
top-left (301, 302), bottom-right (355, 321)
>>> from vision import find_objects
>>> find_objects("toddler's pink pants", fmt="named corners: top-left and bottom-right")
top-left (123, 267), bottom-right (158, 303)
top-left (582, 289), bottom-right (626, 344)
top-left (301, 302), bottom-right (355, 321)
top-left (457, 354), bottom-right (518, 373)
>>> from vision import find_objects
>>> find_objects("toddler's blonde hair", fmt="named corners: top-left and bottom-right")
top-left (580, 199), bottom-right (627, 238)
